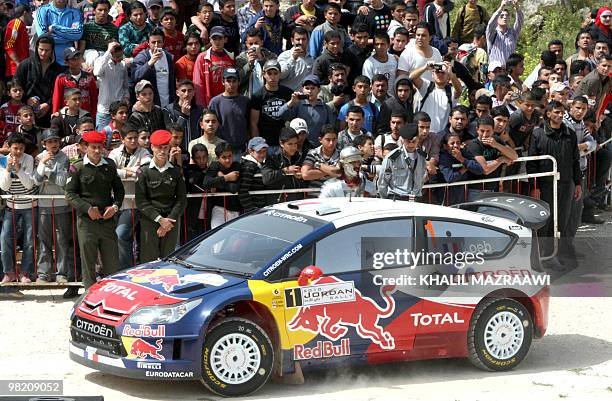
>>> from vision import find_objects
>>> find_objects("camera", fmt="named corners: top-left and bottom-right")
top-left (432, 62), bottom-right (445, 71)
top-left (297, 93), bottom-right (309, 100)
top-left (330, 84), bottom-right (347, 96)
top-left (361, 164), bottom-right (381, 175)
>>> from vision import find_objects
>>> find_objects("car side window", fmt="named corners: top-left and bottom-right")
top-left (314, 219), bottom-right (414, 275)
top-left (422, 219), bottom-right (513, 259)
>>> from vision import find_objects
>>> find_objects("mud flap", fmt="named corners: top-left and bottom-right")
top-left (272, 362), bottom-right (304, 385)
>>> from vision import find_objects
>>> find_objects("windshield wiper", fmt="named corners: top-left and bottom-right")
top-left (167, 256), bottom-right (251, 278)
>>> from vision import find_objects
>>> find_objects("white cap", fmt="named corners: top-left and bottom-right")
top-left (550, 82), bottom-right (569, 93)
top-left (290, 118), bottom-right (308, 134)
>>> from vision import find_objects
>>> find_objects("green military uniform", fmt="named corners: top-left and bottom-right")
top-left (135, 161), bottom-right (187, 263)
top-left (65, 156), bottom-right (125, 289)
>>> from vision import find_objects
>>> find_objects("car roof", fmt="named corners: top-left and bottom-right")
top-left (266, 197), bottom-right (525, 232)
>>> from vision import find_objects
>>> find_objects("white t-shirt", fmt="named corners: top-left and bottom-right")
top-left (416, 78), bottom-right (456, 133)
top-left (398, 41), bottom-right (442, 82)
top-left (362, 55), bottom-right (398, 96)
top-left (154, 52), bottom-right (170, 108)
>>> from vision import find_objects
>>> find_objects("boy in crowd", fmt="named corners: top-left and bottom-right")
top-left (301, 124), bottom-right (341, 190)
top-left (61, 117), bottom-right (95, 164)
top-left (175, 33), bottom-right (202, 82)
top-left (93, 41), bottom-right (130, 130)
top-left (160, 7), bottom-right (185, 61)
top-left (193, 26), bottom-right (236, 107)
top-left (188, 109), bottom-right (226, 164)
top-left (207, 142), bottom-right (241, 227)
top-left (101, 101), bottom-right (129, 148)
top-left (52, 48), bottom-right (98, 117)
top-left (337, 106), bottom-right (371, 150)
top-left (262, 127), bottom-right (304, 202)
top-left (375, 112), bottom-right (405, 160)
top-left (362, 32), bottom-right (397, 97)
top-left (33, 130), bottom-right (74, 283)
top-left (169, 122), bottom-right (189, 168)
top-left (51, 88), bottom-right (91, 146)
top-left (390, 28), bottom-right (409, 57)
top-left (309, 3), bottom-right (351, 58)
top-left (209, 0), bottom-right (240, 56)
top-left (15, 105), bottom-right (41, 156)
top-left (163, 79), bottom-right (204, 149)
top-left (437, 132), bottom-right (483, 205)
top-left (239, 136), bottom-right (269, 212)
top-left (108, 122), bottom-right (151, 269)
top-left (184, 144), bottom-right (213, 238)
top-left (128, 80), bottom-right (165, 133)
top-left (338, 76), bottom-right (378, 134)
top-left (0, 133), bottom-right (37, 283)
top-left (0, 80), bottom-right (26, 143)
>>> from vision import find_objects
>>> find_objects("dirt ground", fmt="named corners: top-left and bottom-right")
top-left (1, 291), bottom-right (611, 401)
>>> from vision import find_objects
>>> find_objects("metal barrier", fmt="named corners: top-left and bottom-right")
top-left (3, 149), bottom-right (610, 289)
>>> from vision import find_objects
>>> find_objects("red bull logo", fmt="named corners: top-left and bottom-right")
top-left (129, 338), bottom-right (165, 361)
top-left (121, 269), bottom-right (181, 292)
top-left (287, 276), bottom-right (396, 350)
top-left (294, 339), bottom-right (351, 360)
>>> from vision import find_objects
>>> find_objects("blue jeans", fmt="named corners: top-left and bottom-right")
top-left (96, 112), bottom-right (112, 131)
top-left (1, 208), bottom-right (36, 275)
top-left (116, 209), bottom-right (140, 270)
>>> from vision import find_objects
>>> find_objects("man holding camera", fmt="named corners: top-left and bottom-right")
top-left (278, 27), bottom-right (314, 91)
top-left (279, 74), bottom-right (335, 148)
top-left (318, 63), bottom-right (350, 112)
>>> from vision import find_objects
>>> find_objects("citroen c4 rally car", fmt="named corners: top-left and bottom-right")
top-left (69, 194), bottom-right (551, 397)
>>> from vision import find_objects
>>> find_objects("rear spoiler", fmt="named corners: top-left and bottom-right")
top-left (453, 193), bottom-right (551, 230)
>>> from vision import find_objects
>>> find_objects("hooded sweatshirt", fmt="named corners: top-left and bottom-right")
top-left (15, 34), bottom-right (65, 124)
top-left (34, 2), bottom-right (83, 66)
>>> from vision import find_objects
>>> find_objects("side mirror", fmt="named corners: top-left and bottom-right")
top-left (297, 265), bottom-right (323, 286)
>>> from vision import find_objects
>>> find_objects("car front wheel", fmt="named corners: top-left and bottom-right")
top-left (468, 298), bottom-right (533, 371)
top-left (201, 318), bottom-right (274, 397)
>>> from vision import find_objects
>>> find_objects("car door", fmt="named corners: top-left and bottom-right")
top-left (281, 218), bottom-right (421, 364)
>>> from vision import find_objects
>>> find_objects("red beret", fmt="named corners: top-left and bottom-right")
top-left (82, 130), bottom-right (106, 144)
top-left (150, 129), bottom-right (172, 146)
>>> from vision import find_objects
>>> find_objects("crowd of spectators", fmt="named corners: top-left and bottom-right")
top-left (0, 0), bottom-right (610, 290)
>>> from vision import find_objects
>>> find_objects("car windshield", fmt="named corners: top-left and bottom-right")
top-left (174, 209), bottom-right (325, 275)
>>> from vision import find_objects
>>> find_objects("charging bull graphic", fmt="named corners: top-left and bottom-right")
top-left (129, 338), bottom-right (165, 360)
top-left (120, 269), bottom-right (181, 292)
top-left (287, 275), bottom-right (397, 350)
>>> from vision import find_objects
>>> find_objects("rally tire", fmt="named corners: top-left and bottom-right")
top-left (201, 318), bottom-right (274, 397)
top-left (468, 298), bottom-right (533, 371)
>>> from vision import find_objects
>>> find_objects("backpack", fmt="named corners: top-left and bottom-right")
top-left (419, 81), bottom-right (453, 112)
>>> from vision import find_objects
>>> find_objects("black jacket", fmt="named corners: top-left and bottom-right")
top-left (238, 157), bottom-right (267, 212)
top-left (128, 105), bottom-right (165, 133)
top-left (261, 151), bottom-right (304, 202)
top-left (15, 35), bottom-right (64, 111)
top-left (527, 122), bottom-right (580, 185)
top-left (207, 160), bottom-right (241, 212)
top-left (163, 101), bottom-right (204, 149)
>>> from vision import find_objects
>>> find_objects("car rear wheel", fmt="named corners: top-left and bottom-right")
top-left (201, 318), bottom-right (274, 397)
top-left (468, 298), bottom-right (533, 371)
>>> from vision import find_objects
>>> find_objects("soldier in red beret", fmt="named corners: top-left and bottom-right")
top-left (135, 129), bottom-right (187, 262)
top-left (65, 130), bottom-right (125, 289)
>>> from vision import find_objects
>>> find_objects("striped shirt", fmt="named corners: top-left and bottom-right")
top-left (485, 8), bottom-right (524, 67)
top-left (303, 146), bottom-right (340, 189)
top-left (0, 153), bottom-right (38, 209)
top-left (82, 21), bottom-right (119, 52)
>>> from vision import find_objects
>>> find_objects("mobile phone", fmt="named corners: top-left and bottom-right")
top-left (297, 94), bottom-right (309, 100)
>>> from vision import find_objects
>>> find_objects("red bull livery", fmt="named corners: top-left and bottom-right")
top-left (69, 195), bottom-right (551, 397)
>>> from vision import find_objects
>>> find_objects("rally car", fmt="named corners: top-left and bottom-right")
top-left (69, 194), bottom-right (551, 397)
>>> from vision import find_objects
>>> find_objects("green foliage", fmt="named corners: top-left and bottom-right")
top-left (449, 0), bottom-right (608, 78)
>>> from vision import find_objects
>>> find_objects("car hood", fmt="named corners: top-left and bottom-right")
top-left (78, 262), bottom-right (245, 323)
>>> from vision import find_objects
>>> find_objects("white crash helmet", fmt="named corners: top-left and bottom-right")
top-left (339, 146), bottom-right (363, 178)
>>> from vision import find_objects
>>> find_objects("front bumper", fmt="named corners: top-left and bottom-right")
top-left (69, 340), bottom-right (201, 381)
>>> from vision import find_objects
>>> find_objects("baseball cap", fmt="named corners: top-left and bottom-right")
top-left (488, 61), bottom-right (505, 73)
top-left (223, 67), bottom-right (239, 80)
top-left (475, 88), bottom-right (492, 99)
top-left (135, 80), bottom-right (153, 94)
top-left (302, 74), bottom-right (321, 87)
top-left (41, 129), bottom-right (61, 142)
top-left (290, 118), bottom-right (308, 134)
top-left (263, 60), bottom-right (281, 73)
top-left (209, 26), bottom-right (226, 38)
top-left (148, 0), bottom-right (163, 8)
top-left (550, 82), bottom-right (569, 93)
top-left (63, 47), bottom-right (81, 60)
top-left (248, 137), bottom-right (269, 151)
top-left (399, 123), bottom-right (418, 140)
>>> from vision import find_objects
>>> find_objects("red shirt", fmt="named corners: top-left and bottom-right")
top-left (0, 101), bottom-right (23, 140)
top-left (3, 18), bottom-right (29, 77)
top-left (52, 71), bottom-right (99, 117)
top-left (193, 49), bottom-right (235, 107)
top-left (164, 30), bottom-right (185, 62)
top-left (175, 55), bottom-right (196, 82)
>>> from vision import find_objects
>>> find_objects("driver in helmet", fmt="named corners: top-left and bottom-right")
top-left (319, 146), bottom-right (377, 198)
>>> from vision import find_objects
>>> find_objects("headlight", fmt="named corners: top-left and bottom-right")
top-left (125, 298), bottom-right (202, 325)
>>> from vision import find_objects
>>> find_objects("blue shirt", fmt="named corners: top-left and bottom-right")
top-left (338, 102), bottom-right (377, 133)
